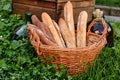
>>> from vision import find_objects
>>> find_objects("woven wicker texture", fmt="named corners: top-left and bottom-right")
top-left (28, 18), bottom-right (107, 75)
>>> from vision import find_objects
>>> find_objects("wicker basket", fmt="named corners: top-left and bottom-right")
top-left (28, 18), bottom-right (107, 75)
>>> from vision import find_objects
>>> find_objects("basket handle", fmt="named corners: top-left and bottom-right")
top-left (28, 25), bottom-right (42, 56)
top-left (87, 18), bottom-right (107, 39)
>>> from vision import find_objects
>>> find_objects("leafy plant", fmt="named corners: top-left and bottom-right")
top-left (0, 0), bottom-right (12, 18)
top-left (0, 0), bottom-right (120, 80)
top-left (0, 11), bottom-right (73, 80)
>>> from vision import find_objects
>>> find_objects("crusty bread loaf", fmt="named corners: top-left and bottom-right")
top-left (28, 24), bottom-right (57, 46)
top-left (41, 12), bottom-right (64, 47)
top-left (64, 1), bottom-right (75, 46)
top-left (77, 11), bottom-right (88, 47)
top-left (52, 20), bottom-right (66, 47)
top-left (31, 15), bottom-right (45, 33)
top-left (31, 15), bottom-right (55, 42)
top-left (59, 18), bottom-right (76, 48)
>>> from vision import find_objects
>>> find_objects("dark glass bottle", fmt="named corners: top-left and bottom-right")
top-left (88, 9), bottom-right (114, 47)
top-left (11, 12), bottom-right (32, 40)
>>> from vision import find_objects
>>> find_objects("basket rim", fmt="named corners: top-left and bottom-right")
top-left (39, 33), bottom-right (107, 52)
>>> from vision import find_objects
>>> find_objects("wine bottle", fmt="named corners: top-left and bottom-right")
top-left (88, 9), bottom-right (114, 47)
top-left (11, 12), bottom-right (32, 40)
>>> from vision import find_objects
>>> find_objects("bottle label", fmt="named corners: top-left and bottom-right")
top-left (16, 25), bottom-right (27, 37)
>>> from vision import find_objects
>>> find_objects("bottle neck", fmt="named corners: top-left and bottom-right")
top-left (24, 12), bottom-right (32, 24)
top-left (93, 9), bottom-right (103, 19)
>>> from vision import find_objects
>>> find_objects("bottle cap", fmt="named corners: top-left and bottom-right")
top-left (93, 9), bottom-right (103, 18)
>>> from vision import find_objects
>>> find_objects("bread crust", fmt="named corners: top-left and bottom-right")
top-left (41, 12), bottom-right (64, 47)
top-left (59, 18), bottom-right (76, 48)
top-left (77, 11), bottom-right (88, 47)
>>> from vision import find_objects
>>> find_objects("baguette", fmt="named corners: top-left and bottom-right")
top-left (31, 15), bottom-right (46, 33)
top-left (31, 15), bottom-right (55, 42)
top-left (41, 12), bottom-right (64, 47)
top-left (58, 18), bottom-right (76, 48)
top-left (52, 20), bottom-right (66, 47)
top-left (64, 1), bottom-right (75, 45)
top-left (77, 11), bottom-right (88, 47)
top-left (28, 24), bottom-right (57, 46)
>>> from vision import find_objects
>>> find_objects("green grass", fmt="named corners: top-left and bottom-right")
top-left (96, 0), bottom-right (120, 7)
top-left (0, 0), bottom-right (120, 79)
top-left (0, 14), bottom-right (120, 80)
top-left (74, 22), bottom-right (120, 80)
